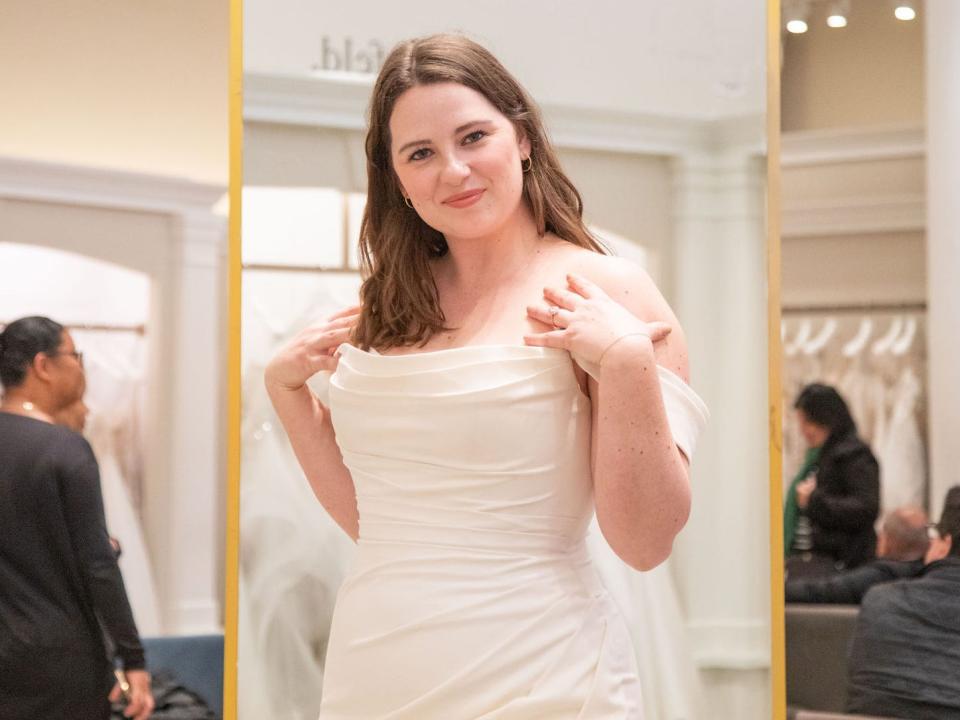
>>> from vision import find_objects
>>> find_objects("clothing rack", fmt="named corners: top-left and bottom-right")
top-left (781, 301), bottom-right (927, 316)
top-left (242, 263), bottom-right (359, 275)
top-left (0, 321), bottom-right (146, 335)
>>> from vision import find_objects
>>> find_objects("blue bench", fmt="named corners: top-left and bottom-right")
top-left (141, 634), bottom-right (224, 717)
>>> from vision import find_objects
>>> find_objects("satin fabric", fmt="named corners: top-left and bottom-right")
top-left (320, 344), bottom-right (707, 719)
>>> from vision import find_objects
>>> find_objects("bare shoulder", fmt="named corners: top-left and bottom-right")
top-left (552, 243), bottom-right (690, 382)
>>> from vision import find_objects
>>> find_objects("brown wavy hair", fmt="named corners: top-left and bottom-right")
top-left (352, 33), bottom-right (607, 351)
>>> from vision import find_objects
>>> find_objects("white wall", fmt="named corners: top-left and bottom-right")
top-left (243, 0), bottom-right (765, 120)
top-left (0, 161), bottom-right (227, 635)
top-left (924, 1), bottom-right (960, 519)
top-left (0, 0), bottom-right (228, 184)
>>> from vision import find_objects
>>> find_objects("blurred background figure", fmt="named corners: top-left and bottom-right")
top-left (846, 486), bottom-right (960, 719)
top-left (786, 505), bottom-right (928, 604)
top-left (0, 316), bottom-right (154, 720)
top-left (785, 383), bottom-right (881, 578)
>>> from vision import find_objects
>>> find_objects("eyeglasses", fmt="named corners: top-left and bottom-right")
top-left (47, 350), bottom-right (84, 366)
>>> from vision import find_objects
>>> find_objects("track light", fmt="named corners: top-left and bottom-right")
top-left (826, 0), bottom-right (850, 27)
top-left (894, 0), bottom-right (917, 21)
top-left (784, 0), bottom-right (812, 34)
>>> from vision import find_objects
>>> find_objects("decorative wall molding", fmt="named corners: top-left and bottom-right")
top-left (0, 154), bottom-right (226, 635)
top-left (243, 72), bottom-right (764, 159)
top-left (0, 156), bottom-right (225, 215)
top-left (180, 211), bottom-right (230, 268)
top-left (174, 599), bottom-right (221, 635)
top-left (687, 619), bottom-right (771, 670)
top-left (782, 193), bottom-right (925, 237)
top-left (782, 124), bottom-right (925, 167)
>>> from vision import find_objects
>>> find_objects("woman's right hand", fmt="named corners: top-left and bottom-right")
top-left (796, 476), bottom-right (817, 510)
top-left (264, 304), bottom-right (361, 392)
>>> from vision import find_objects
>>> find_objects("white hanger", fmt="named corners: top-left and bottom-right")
top-left (803, 318), bottom-right (837, 355)
top-left (785, 319), bottom-right (812, 357)
top-left (841, 318), bottom-right (873, 357)
top-left (871, 316), bottom-right (904, 356)
top-left (891, 316), bottom-right (917, 356)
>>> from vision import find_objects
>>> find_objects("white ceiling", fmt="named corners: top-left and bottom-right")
top-left (244, 0), bottom-right (767, 120)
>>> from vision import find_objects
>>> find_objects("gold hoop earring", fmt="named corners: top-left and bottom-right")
top-left (404, 196), bottom-right (414, 209)
top-left (521, 157), bottom-right (532, 173)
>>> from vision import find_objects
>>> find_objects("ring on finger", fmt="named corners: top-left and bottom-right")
top-left (548, 305), bottom-right (562, 328)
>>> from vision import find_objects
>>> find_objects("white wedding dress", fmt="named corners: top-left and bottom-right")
top-left (318, 343), bottom-right (708, 719)
top-left (877, 366), bottom-right (926, 513)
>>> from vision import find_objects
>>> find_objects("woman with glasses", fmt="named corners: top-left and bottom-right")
top-left (0, 316), bottom-right (153, 720)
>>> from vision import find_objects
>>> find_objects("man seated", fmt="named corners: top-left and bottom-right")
top-left (846, 486), bottom-right (960, 719)
top-left (786, 506), bottom-right (928, 604)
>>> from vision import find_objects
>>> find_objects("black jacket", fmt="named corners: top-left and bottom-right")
top-left (847, 557), bottom-right (960, 719)
top-left (0, 413), bottom-right (144, 720)
top-left (786, 558), bottom-right (924, 604)
top-left (806, 431), bottom-right (880, 569)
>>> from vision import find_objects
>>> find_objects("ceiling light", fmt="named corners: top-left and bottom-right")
top-left (894, 1), bottom-right (917, 21)
top-left (784, 0), bottom-right (812, 34)
top-left (826, 0), bottom-right (850, 27)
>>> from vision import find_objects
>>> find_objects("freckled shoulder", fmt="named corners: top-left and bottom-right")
top-left (558, 244), bottom-right (690, 383)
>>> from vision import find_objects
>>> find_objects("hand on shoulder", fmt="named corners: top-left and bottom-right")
top-left (525, 247), bottom-right (690, 381)
top-left (264, 304), bottom-right (361, 392)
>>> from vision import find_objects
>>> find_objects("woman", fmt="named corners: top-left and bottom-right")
top-left (266, 34), bottom-right (708, 718)
top-left (0, 316), bottom-right (153, 720)
top-left (785, 383), bottom-right (881, 576)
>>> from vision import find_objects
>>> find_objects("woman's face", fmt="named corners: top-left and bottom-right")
top-left (388, 82), bottom-right (531, 242)
top-left (797, 409), bottom-right (830, 449)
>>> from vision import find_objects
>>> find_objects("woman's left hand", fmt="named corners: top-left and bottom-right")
top-left (524, 272), bottom-right (672, 365)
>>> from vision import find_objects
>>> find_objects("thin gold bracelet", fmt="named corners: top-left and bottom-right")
top-left (597, 332), bottom-right (652, 367)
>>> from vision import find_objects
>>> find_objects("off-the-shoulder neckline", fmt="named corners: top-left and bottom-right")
top-left (338, 342), bottom-right (565, 358)
top-left (337, 342), bottom-right (689, 385)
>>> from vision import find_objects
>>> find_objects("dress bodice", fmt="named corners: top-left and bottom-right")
top-left (329, 344), bottom-right (595, 556)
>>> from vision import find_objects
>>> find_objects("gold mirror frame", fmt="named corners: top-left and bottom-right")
top-left (767, 1), bottom-right (786, 718)
top-left (221, 2), bottom-right (788, 718)
top-left (223, 0), bottom-right (243, 717)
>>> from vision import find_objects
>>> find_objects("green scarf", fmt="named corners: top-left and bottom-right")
top-left (784, 446), bottom-right (821, 556)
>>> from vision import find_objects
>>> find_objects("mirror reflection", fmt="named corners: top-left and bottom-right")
top-left (780, 1), bottom-right (960, 718)
top-left (0, 2), bottom-right (228, 717)
top-left (241, 3), bottom-right (769, 719)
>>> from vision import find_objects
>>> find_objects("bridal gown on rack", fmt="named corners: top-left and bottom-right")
top-left (878, 366), bottom-right (925, 512)
top-left (239, 272), bottom-right (362, 720)
top-left (80, 335), bottom-right (161, 635)
top-left (319, 343), bottom-right (708, 719)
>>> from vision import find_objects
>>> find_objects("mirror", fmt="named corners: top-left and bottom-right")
top-left (240, 2), bottom-right (771, 718)
top-left (0, 2), bottom-right (228, 717)
top-left (778, 1), bottom-right (959, 717)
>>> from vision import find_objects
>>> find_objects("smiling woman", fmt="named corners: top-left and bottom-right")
top-left (240, 4), bottom-right (771, 718)
top-left (262, 33), bottom-right (709, 720)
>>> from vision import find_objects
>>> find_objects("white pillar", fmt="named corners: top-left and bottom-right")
top-left (924, 2), bottom-right (960, 518)
top-left (669, 150), bottom-right (771, 715)
top-left (160, 210), bottom-right (226, 633)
